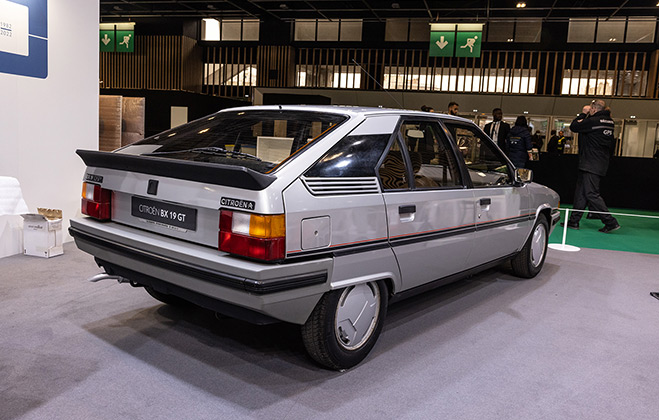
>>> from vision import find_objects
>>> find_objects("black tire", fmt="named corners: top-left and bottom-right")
top-left (301, 280), bottom-right (388, 370)
top-left (144, 286), bottom-right (192, 307)
top-left (511, 214), bottom-right (549, 278)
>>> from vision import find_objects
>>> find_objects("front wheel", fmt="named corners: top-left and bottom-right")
top-left (511, 214), bottom-right (549, 278)
top-left (301, 281), bottom-right (388, 370)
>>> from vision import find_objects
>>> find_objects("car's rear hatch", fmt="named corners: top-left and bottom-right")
top-left (77, 108), bottom-right (349, 254)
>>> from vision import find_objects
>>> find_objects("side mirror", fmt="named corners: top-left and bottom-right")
top-left (515, 168), bottom-right (533, 183)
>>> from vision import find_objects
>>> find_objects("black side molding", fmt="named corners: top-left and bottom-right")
top-left (76, 149), bottom-right (276, 191)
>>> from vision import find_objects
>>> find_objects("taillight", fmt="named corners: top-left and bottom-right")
top-left (81, 182), bottom-right (112, 220)
top-left (219, 210), bottom-right (286, 261)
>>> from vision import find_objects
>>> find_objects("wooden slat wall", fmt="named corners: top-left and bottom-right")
top-left (100, 35), bottom-right (202, 93)
top-left (257, 46), bottom-right (295, 88)
top-left (103, 39), bottom-right (657, 99)
top-left (202, 46), bottom-right (258, 98)
top-left (287, 48), bottom-right (653, 98)
top-left (181, 36), bottom-right (203, 93)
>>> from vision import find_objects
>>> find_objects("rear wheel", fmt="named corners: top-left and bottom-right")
top-left (511, 214), bottom-right (549, 278)
top-left (302, 281), bottom-right (387, 370)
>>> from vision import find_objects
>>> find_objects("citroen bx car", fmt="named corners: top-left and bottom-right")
top-left (70, 105), bottom-right (560, 370)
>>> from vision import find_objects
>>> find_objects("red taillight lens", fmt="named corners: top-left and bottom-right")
top-left (81, 182), bottom-right (112, 220)
top-left (219, 210), bottom-right (286, 261)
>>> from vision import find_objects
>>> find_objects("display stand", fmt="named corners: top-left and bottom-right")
top-left (548, 208), bottom-right (581, 252)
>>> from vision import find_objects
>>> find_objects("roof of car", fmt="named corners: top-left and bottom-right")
top-left (218, 104), bottom-right (471, 123)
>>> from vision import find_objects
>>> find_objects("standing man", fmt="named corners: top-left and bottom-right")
top-left (565, 99), bottom-right (620, 233)
top-left (531, 130), bottom-right (544, 150)
top-left (447, 102), bottom-right (459, 116)
top-left (547, 130), bottom-right (566, 155)
top-left (484, 108), bottom-right (511, 151)
top-left (505, 116), bottom-right (533, 168)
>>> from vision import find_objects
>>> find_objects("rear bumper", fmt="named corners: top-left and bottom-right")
top-left (69, 218), bottom-right (333, 324)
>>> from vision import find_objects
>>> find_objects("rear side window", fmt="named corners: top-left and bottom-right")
top-left (399, 120), bottom-right (463, 188)
top-left (119, 110), bottom-right (347, 174)
top-left (444, 123), bottom-right (513, 187)
top-left (305, 134), bottom-right (391, 177)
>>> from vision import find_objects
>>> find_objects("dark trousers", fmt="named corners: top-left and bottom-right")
top-left (569, 170), bottom-right (617, 226)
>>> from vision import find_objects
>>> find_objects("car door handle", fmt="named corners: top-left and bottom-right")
top-left (479, 198), bottom-right (491, 206)
top-left (399, 205), bottom-right (416, 214)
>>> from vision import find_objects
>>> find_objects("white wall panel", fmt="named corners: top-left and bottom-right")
top-left (0, 0), bottom-right (99, 257)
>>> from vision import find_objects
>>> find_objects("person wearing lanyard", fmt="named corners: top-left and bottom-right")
top-left (484, 108), bottom-right (511, 152)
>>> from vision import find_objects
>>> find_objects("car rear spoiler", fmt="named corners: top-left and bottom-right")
top-left (76, 150), bottom-right (276, 191)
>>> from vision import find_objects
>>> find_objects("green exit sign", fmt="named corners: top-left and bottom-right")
top-left (456, 31), bottom-right (482, 57)
top-left (429, 23), bottom-right (483, 58)
top-left (99, 23), bottom-right (135, 53)
top-left (429, 31), bottom-right (455, 57)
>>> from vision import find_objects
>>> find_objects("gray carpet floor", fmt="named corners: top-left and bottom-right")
top-left (1, 242), bottom-right (658, 420)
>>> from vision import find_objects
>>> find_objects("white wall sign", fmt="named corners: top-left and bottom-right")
top-left (0, 0), bottom-right (29, 56)
top-left (0, 0), bottom-right (48, 79)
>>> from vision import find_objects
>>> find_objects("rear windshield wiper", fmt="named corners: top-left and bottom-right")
top-left (143, 147), bottom-right (262, 162)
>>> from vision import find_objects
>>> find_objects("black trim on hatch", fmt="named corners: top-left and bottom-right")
top-left (77, 149), bottom-right (276, 191)
top-left (69, 226), bottom-right (327, 294)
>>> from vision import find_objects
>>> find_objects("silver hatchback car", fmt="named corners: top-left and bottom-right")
top-left (71, 105), bottom-right (560, 370)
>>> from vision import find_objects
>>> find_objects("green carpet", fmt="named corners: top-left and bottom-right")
top-left (549, 206), bottom-right (659, 255)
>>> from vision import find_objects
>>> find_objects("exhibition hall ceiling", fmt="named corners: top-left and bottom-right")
top-left (99, 1), bottom-right (659, 21)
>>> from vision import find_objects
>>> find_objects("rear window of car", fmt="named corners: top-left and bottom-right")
top-left (118, 110), bottom-right (348, 174)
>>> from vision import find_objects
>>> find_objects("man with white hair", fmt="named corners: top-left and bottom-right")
top-left (564, 99), bottom-right (620, 233)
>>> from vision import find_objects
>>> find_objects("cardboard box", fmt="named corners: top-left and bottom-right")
top-left (22, 208), bottom-right (63, 258)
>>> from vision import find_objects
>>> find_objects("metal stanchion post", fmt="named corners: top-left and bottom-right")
top-left (548, 208), bottom-right (581, 252)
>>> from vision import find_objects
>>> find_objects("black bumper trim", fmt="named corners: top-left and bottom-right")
top-left (69, 226), bottom-right (327, 294)
top-left (96, 258), bottom-right (281, 325)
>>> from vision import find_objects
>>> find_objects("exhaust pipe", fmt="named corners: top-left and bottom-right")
top-left (87, 273), bottom-right (129, 284)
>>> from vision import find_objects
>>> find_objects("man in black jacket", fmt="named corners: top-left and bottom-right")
top-left (483, 108), bottom-right (511, 151)
top-left (565, 99), bottom-right (620, 233)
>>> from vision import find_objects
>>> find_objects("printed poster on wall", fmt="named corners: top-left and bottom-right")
top-left (0, 0), bottom-right (48, 79)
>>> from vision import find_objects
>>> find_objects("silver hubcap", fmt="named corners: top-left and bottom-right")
top-left (530, 223), bottom-right (547, 268)
top-left (335, 283), bottom-right (380, 351)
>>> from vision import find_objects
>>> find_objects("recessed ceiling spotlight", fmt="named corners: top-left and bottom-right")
top-left (630, 115), bottom-right (636, 119)
top-left (113, 5), bottom-right (122, 11)
top-left (207, 4), bottom-right (215, 9)
top-left (279, 3), bottom-right (288, 9)
top-left (516, 2), bottom-right (526, 8)
top-left (609, 38), bottom-right (617, 42)
top-left (392, 3), bottom-right (400, 9)
top-left (507, 38), bottom-right (514, 42)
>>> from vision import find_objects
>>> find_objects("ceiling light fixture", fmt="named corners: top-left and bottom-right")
top-left (516, 2), bottom-right (526, 8)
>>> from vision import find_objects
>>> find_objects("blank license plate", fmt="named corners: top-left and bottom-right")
top-left (131, 196), bottom-right (197, 231)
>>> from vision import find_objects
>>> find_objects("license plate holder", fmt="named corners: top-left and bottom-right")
top-left (131, 196), bottom-right (197, 231)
